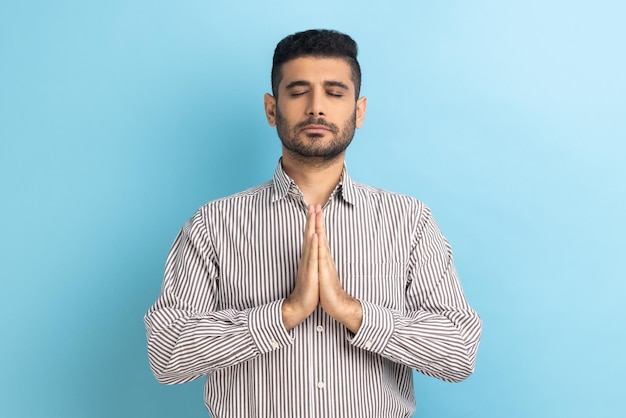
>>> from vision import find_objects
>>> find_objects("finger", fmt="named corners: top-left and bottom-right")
top-left (302, 206), bottom-right (319, 267)
top-left (317, 230), bottom-right (333, 278)
top-left (310, 231), bottom-right (319, 269)
top-left (303, 205), bottom-right (316, 241)
top-left (306, 219), bottom-right (318, 266)
top-left (315, 206), bottom-right (325, 235)
top-left (316, 223), bottom-right (335, 283)
top-left (316, 209), bottom-right (333, 261)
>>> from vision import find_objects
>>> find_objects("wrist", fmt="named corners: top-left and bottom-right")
top-left (326, 296), bottom-right (363, 334)
top-left (281, 299), bottom-right (309, 331)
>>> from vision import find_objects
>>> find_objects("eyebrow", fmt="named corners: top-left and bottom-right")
top-left (284, 80), bottom-right (350, 90)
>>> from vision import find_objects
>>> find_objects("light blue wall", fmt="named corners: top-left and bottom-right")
top-left (1, 1), bottom-right (624, 417)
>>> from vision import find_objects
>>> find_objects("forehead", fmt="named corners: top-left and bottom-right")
top-left (279, 57), bottom-right (354, 89)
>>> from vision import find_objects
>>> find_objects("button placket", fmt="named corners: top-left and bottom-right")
top-left (312, 310), bottom-right (327, 407)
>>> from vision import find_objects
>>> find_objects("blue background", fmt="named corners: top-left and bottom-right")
top-left (1, 1), bottom-right (624, 417)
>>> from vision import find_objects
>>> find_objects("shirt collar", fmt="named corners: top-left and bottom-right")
top-left (271, 158), bottom-right (356, 206)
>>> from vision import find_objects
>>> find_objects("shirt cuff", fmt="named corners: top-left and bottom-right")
top-left (348, 299), bottom-right (395, 353)
top-left (248, 299), bottom-right (294, 354)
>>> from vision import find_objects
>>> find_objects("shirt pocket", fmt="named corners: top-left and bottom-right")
top-left (339, 262), bottom-right (406, 311)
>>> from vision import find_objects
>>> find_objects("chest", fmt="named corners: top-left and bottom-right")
top-left (213, 203), bottom-right (412, 310)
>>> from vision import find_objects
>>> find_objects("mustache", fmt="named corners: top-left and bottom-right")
top-left (295, 117), bottom-right (338, 132)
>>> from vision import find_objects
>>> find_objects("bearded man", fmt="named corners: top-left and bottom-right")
top-left (145, 29), bottom-right (482, 418)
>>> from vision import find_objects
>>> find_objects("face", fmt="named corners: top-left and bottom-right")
top-left (264, 57), bottom-right (366, 162)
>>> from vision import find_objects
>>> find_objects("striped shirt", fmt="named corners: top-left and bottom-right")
top-left (144, 161), bottom-right (481, 418)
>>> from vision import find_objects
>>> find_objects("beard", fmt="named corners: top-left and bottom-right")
top-left (275, 106), bottom-right (356, 161)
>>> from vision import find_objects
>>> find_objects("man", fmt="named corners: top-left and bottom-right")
top-left (145, 29), bottom-right (481, 418)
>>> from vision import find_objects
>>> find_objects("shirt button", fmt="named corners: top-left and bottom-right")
top-left (317, 381), bottom-right (325, 389)
top-left (271, 340), bottom-right (279, 349)
top-left (316, 325), bottom-right (324, 333)
top-left (364, 340), bottom-right (373, 349)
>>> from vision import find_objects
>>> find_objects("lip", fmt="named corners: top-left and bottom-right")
top-left (301, 124), bottom-right (332, 133)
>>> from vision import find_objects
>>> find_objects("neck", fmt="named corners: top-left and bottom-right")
top-left (281, 150), bottom-right (345, 206)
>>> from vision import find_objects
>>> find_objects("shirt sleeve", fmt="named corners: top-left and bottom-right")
top-left (144, 209), bottom-right (294, 385)
top-left (349, 204), bottom-right (482, 383)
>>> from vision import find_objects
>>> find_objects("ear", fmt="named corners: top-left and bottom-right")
top-left (355, 96), bottom-right (367, 129)
top-left (264, 93), bottom-right (277, 126)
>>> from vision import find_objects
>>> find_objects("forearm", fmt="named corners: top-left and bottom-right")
top-left (369, 203), bottom-right (483, 382)
top-left (389, 307), bottom-right (481, 382)
top-left (350, 300), bottom-right (481, 383)
top-left (145, 299), bottom-right (293, 384)
top-left (322, 294), bottom-right (363, 334)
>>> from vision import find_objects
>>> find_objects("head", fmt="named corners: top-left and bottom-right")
top-left (265, 30), bottom-right (367, 164)
top-left (271, 29), bottom-right (361, 100)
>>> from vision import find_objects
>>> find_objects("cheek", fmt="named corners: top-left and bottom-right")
top-left (276, 102), bottom-right (298, 122)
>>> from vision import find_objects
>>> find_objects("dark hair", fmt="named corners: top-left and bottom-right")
top-left (271, 29), bottom-right (361, 98)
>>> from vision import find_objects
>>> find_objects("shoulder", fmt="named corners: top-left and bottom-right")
top-left (351, 180), bottom-right (427, 214)
top-left (200, 180), bottom-right (272, 211)
top-left (180, 181), bottom-right (273, 229)
top-left (349, 181), bottom-right (442, 240)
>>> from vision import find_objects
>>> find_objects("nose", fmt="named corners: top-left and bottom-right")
top-left (306, 89), bottom-right (325, 117)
